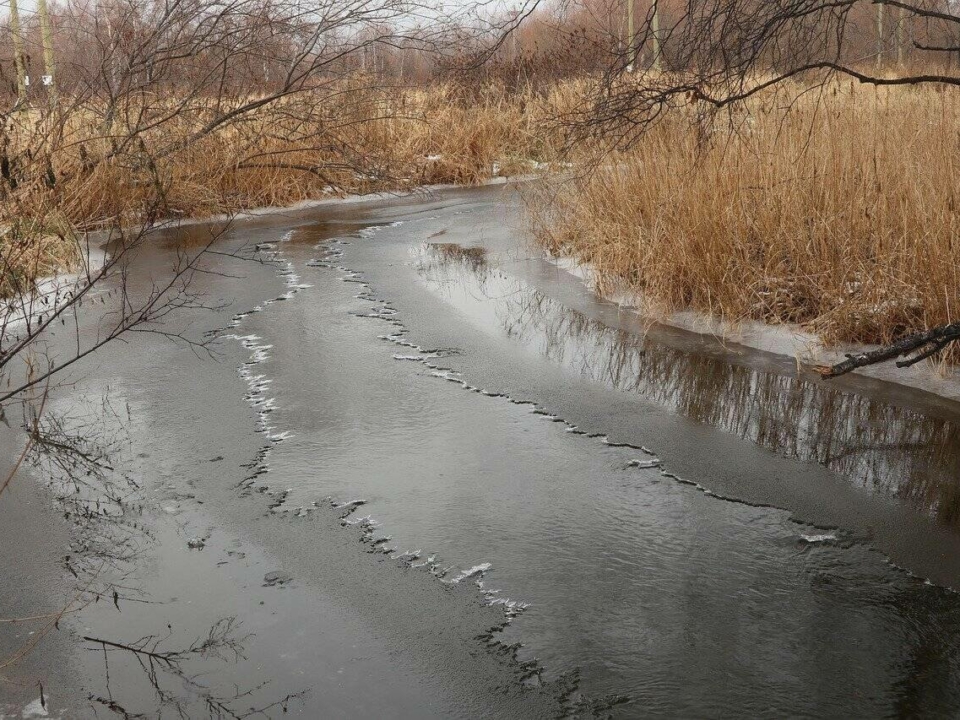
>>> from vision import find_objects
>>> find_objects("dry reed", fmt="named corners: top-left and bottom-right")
top-left (4, 82), bottom-right (573, 228)
top-left (534, 81), bottom-right (960, 348)
top-left (1, 81), bottom-right (577, 291)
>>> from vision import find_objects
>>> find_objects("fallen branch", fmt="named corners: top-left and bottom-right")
top-left (815, 323), bottom-right (960, 378)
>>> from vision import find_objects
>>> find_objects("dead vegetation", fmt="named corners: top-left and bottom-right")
top-left (7, 71), bottom-right (960, 371)
top-left (0, 81), bottom-right (570, 228)
top-left (534, 80), bottom-right (960, 357)
top-left (0, 80), bottom-right (575, 290)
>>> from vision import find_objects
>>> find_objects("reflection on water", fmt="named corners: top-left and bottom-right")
top-left (427, 243), bottom-right (489, 273)
top-left (419, 243), bottom-right (960, 529)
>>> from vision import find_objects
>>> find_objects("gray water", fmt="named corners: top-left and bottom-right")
top-left (9, 184), bottom-right (960, 718)
top-left (245, 187), bottom-right (960, 717)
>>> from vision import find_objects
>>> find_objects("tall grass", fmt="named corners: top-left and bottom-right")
top-left (1, 81), bottom-right (578, 291)
top-left (4, 82), bottom-right (574, 229)
top-left (534, 82), bottom-right (960, 348)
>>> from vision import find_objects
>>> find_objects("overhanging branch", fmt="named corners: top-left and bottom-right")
top-left (815, 323), bottom-right (960, 378)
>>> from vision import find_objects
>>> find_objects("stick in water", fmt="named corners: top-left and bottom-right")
top-left (815, 323), bottom-right (960, 378)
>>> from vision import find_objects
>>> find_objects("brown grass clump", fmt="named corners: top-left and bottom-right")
top-left (0, 81), bottom-right (578, 292)
top-left (0, 214), bottom-right (84, 297)
top-left (534, 82), bottom-right (960, 348)
top-left (4, 82), bottom-right (573, 229)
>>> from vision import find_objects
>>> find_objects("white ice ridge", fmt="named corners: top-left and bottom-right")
top-left (627, 458), bottom-right (662, 469)
top-left (343, 514), bottom-right (378, 528)
top-left (333, 499), bottom-right (366, 509)
top-left (223, 232), bottom-right (317, 504)
top-left (800, 533), bottom-right (837, 544)
top-left (445, 562), bottom-right (493, 584)
top-left (411, 554), bottom-right (438, 569)
top-left (390, 548), bottom-right (422, 561)
top-left (21, 697), bottom-right (49, 718)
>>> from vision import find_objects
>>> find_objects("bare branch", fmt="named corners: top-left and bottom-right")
top-left (815, 323), bottom-right (960, 377)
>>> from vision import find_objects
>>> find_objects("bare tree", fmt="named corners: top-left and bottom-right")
top-left (570, 0), bottom-right (960, 139)
top-left (0, 0), bottom-right (446, 476)
top-left (7, 0), bottom-right (27, 102)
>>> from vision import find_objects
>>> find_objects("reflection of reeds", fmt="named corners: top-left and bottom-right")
top-left (503, 285), bottom-right (960, 528)
top-left (418, 242), bottom-right (495, 299)
top-left (426, 243), bottom-right (489, 273)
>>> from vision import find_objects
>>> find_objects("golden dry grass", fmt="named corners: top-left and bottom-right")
top-left (1, 81), bottom-right (577, 291)
top-left (4, 82), bottom-right (574, 228)
top-left (534, 81), bottom-right (960, 348)
top-left (0, 216), bottom-right (83, 297)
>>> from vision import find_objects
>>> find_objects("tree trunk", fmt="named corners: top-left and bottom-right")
top-left (37, 0), bottom-right (57, 100)
top-left (652, 1), bottom-right (661, 72)
top-left (9, 0), bottom-right (27, 103)
top-left (877, 2), bottom-right (885, 70)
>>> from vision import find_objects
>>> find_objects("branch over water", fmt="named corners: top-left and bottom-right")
top-left (816, 323), bottom-right (960, 378)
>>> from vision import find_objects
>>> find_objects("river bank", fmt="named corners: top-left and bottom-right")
top-left (532, 81), bottom-right (960, 369)
top-left (548, 255), bottom-right (960, 404)
top-left (1, 81), bottom-right (577, 299)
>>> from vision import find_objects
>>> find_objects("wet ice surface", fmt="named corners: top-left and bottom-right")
top-left (14, 186), bottom-right (960, 717)
top-left (229, 187), bottom-right (960, 716)
top-left (2, 222), bottom-right (458, 718)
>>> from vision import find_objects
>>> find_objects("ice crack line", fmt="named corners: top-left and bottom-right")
top-left (217, 230), bottom-right (312, 507)
top-left (322, 229), bottom-right (914, 571)
top-left (301, 222), bottom-right (534, 618)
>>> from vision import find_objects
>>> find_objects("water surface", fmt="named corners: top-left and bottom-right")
top-left (228, 186), bottom-right (960, 716)
top-left (13, 185), bottom-right (960, 717)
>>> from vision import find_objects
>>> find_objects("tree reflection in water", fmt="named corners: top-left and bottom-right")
top-left (420, 243), bottom-right (960, 529)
